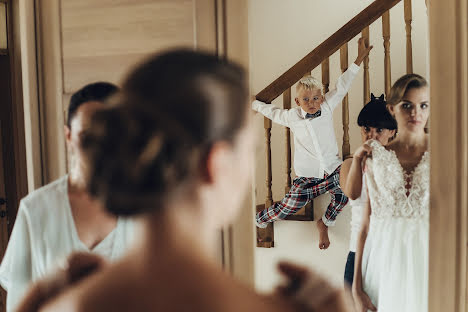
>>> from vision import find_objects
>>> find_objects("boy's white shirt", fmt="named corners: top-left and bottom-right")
top-left (252, 63), bottom-right (360, 178)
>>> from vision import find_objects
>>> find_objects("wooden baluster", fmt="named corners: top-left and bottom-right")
top-left (340, 44), bottom-right (351, 159)
top-left (362, 26), bottom-right (371, 105)
top-left (264, 117), bottom-right (273, 209)
top-left (256, 116), bottom-right (274, 248)
top-left (321, 58), bottom-right (330, 94)
top-left (382, 11), bottom-right (392, 98)
top-left (404, 0), bottom-right (413, 74)
top-left (283, 89), bottom-right (292, 193)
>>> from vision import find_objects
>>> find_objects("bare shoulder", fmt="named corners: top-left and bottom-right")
top-left (38, 260), bottom-right (139, 312)
top-left (41, 255), bottom-right (299, 312)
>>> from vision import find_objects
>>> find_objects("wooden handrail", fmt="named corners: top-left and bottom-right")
top-left (256, 0), bottom-right (402, 103)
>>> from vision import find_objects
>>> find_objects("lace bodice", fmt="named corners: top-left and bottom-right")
top-left (365, 140), bottom-right (429, 219)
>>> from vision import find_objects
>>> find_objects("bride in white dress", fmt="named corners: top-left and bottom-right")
top-left (352, 74), bottom-right (430, 312)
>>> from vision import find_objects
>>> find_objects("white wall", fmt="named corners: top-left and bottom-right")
top-left (248, 0), bottom-right (429, 292)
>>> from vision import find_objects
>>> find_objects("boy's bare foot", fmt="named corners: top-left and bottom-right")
top-left (316, 219), bottom-right (330, 250)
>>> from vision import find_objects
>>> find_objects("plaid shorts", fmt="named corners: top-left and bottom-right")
top-left (256, 166), bottom-right (348, 227)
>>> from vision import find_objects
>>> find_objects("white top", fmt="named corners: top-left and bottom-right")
top-left (252, 63), bottom-right (360, 178)
top-left (348, 175), bottom-right (368, 252)
top-left (0, 176), bottom-right (136, 312)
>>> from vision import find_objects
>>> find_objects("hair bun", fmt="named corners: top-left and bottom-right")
top-left (80, 49), bottom-right (249, 216)
top-left (81, 105), bottom-right (186, 216)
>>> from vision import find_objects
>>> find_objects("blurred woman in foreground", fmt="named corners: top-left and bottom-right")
top-left (18, 50), bottom-right (352, 312)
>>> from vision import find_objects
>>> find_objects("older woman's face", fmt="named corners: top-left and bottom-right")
top-left (388, 87), bottom-right (429, 133)
top-left (65, 101), bottom-right (104, 186)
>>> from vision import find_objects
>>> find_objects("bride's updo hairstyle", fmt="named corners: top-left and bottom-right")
top-left (81, 49), bottom-right (249, 216)
top-left (387, 73), bottom-right (428, 107)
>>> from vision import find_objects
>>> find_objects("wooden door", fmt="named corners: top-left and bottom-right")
top-left (34, 0), bottom-right (218, 183)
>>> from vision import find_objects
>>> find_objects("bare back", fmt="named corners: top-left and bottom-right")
top-left (39, 249), bottom-right (298, 312)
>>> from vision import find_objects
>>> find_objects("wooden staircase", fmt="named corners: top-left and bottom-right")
top-left (256, 0), bottom-right (416, 248)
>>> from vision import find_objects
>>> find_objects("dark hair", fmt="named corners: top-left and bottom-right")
top-left (67, 82), bottom-right (119, 128)
top-left (81, 50), bottom-right (249, 216)
top-left (387, 74), bottom-right (428, 107)
top-left (357, 93), bottom-right (397, 130)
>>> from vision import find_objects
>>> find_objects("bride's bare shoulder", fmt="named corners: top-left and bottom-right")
top-left (38, 260), bottom-right (136, 312)
top-left (41, 256), bottom-right (298, 312)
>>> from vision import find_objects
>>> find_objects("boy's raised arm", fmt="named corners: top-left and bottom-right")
top-left (324, 38), bottom-right (373, 111)
top-left (252, 99), bottom-right (291, 127)
top-left (354, 37), bottom-right (373, 67)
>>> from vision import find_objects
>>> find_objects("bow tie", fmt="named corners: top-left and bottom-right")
top-left (305, 110), bottom-right (321, 119)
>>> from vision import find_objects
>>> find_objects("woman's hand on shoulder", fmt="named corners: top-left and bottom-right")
top-left (275, 262), bottom-right (353, 312)
top-left (16, 252), bottom-right (106, 312)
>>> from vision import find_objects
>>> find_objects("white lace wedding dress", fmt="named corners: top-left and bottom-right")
top-left (361, 140), bottom-right (429, 312)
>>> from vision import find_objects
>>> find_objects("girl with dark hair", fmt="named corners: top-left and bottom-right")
top-left (17, 50), bottom-right (353, 312)
top-left (340, 93), bottom-right (396, 287)
top-left (352, 74), bottom-right (429, 312)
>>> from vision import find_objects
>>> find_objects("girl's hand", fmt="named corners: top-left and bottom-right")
top-left (352, 286), bottom-right (377, 312)
top-left (353, 140), bottom-right (372, 162)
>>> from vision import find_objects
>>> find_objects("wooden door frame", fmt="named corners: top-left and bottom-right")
top-left (0, 2), bottom-right (29, 309)
top-left (428, 0), bottom-right (468, 310)
top-left (12, 0), bottom-right (43, 192)
top-left (0, 120), bottom-right (7, 311)
top-left (217, 0), bottom-right (254, 286)
top-left (0, 0), bottom-right (28, 232)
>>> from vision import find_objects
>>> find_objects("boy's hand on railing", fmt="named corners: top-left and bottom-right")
top-left (354, 37), bottom-right (373, 66)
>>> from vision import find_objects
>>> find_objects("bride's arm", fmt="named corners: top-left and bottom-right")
top-left (352, 195), bottom-right (376, 312)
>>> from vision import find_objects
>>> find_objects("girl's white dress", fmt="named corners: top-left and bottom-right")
top-left (362, 140), bottom-right (429, 312)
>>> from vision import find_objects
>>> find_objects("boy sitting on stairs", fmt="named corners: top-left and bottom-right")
top-left (253, 37), bottom-right (372, 250)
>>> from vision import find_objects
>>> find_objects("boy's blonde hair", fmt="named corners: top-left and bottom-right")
top-left (296, 75), bottom-right (322, 92)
